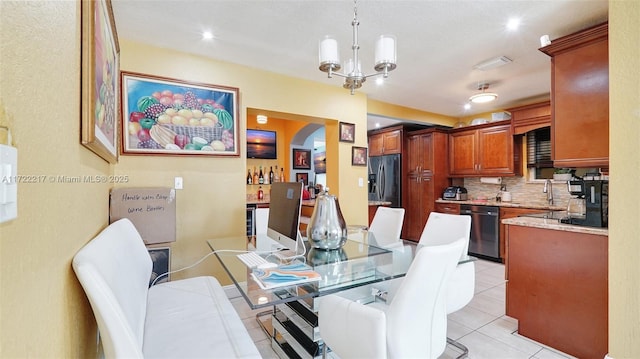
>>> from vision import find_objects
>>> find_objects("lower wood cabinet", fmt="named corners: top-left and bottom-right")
top-left (498, 207), bottom-right (548, 262)
top-left (434, 202), bottom-right (460, 214)
top-left (505, 224), bottom-right (607, 359)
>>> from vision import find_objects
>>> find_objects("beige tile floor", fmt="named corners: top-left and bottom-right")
top-left (230, 259), bottom-right (578, 359)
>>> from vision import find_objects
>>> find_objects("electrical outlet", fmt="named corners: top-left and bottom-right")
top-left (174, 177), bottom-right (183, 190)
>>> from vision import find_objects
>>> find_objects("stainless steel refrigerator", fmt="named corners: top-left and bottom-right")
top-left (368, 154), bottom-right (401, 207)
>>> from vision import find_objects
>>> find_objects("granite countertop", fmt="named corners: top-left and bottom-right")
top-left (369, 201), bottom-right (392, 206)
top-left (502, 216), bottom-right (608, 236)
top-left (436, 198), bottom-right (566, 211)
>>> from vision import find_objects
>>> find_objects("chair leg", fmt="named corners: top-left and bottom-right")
top-left (447, 337), bottom-right (469, 359)
top-left (322, 342), bottom-right (328, 359)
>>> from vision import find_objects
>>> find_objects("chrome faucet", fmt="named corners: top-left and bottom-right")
top-left (543, 179), bottom-right (554, 205)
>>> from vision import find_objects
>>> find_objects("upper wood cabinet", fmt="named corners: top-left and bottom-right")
top-left (448, 121), bottom-right (522, 177)
top-left (540, 22), bottom-right (609, 168)
top-left (368, 127), bottom-right (402, 156)
top-left (509, 101), bottom-right (551, 135)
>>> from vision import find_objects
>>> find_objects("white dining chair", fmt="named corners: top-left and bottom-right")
top-left (318, 237), bottom-right (467, 359)
top-left (419, 211), bottom-right (474, 358)
top-left (368, 207), bottom-right (405, 248)
top-left (255, 208), bottom-right (269, 236)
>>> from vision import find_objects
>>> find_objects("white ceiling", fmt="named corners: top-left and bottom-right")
top-left (111, 0), bottom-right (608, 130)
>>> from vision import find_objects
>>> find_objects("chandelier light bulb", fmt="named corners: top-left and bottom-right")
top-left (319, 36), bottom-right (341, 73)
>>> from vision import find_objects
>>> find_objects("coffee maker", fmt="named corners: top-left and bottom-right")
top-left (562, 179), bottom-right (608, 227)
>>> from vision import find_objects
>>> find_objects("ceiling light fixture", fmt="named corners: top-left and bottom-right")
top-left (469, 83), bottom-right (498, 104)
top-left (256, 115), bottom-right (268, 124)
top-left (318, 0), bottom-right (397, 95)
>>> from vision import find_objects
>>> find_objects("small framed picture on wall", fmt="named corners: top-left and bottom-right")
top-left (339, 122), bottom-right (355, 143)
top-left (293, 149), bottom-right (311, 170)
top-left (295, 172), bottom-right (309, 186)
top-left (352, 146), bottom-right (368, 166)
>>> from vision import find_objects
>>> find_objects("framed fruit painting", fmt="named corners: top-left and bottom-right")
top-left (81, 0), bottom-right (120, 163)
top-left (120, 71), bottom-right (240, 156)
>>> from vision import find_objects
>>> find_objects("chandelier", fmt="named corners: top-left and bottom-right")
top-left (469, 82), bottom-right (498, 104)
top-left (318, 0), bottom-right (397, 95)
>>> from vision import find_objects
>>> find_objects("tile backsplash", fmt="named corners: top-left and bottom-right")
top-left (462, 177), bottom-right (572, 208)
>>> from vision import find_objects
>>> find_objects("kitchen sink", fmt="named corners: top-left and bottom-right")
top-left (520, 211), bottom-right (567, 220)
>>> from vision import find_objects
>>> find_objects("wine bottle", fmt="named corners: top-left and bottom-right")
top-left (280, 167), bottom-right (285, 182)
top-left (246, 170), bottom-right (252, 185)
top-left (253, 167), bottom-right (258, 184)
top-left (274, 165), bottom-right (280, 183)
top-left (257, 186), bottom-right (264, 201)
top-left (258, 166), bottom-right (264, 184)
top-left (269, 166), bottom-right (274, 184)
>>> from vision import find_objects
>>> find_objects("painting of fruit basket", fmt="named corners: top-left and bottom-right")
top-left (121, 72), bottom-right (239, 156)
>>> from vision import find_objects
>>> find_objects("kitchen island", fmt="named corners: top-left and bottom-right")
top-left (502, 216), bottom-right (608, 359)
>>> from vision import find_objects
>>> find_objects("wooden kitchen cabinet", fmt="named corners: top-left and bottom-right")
top-left (509, 101), bottom-right (551, 135)
top-left (434, 202), bottom-right (460, 214)
top-left (498, 207), bottom-right (549, 262)
top-left (505, 224), bottom-right (607, 359)
top-left (402, 129), bottom-right (450, 241)
top-left (368, 126), bottom-right (402, 156)
top-left (449, 121), bottom-right (522, 177)
top-left (540, 22), bottom-right (608, 168)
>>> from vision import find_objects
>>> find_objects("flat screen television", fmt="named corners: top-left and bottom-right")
top-left (267, 182), bottom-right (303, 252)
top-left (246, 129), bottom-right (277, 159)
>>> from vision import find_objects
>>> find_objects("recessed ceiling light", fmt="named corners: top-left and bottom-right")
top-left (376, 77), bottom-right (384, 85)
top-left (506, 18), bottom-right (520, 31)
top-left (202, 31), bottom-right (214, 40)
top-left (464, 103), bottom-right (471, 110)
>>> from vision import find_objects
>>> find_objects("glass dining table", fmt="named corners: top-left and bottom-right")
top-left (207, 230), bottom-right (419, 358)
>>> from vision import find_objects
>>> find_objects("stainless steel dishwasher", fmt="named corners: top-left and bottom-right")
top-left (460, 204), bottom-right (500, 262)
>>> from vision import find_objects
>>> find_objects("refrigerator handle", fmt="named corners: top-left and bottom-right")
top-left (375, 162), bottom-right (381, 200)
top-left (379, 162), bottom-right (386, 199)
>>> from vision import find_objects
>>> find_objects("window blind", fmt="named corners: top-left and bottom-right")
top-left (527, 127), bottom-right (552, 168)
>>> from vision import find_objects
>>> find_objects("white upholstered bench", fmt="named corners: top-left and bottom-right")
top-left (73, 218), bottom-right (261, 358)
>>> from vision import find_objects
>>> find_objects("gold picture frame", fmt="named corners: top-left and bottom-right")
top-left (120, 72), bottom-right (240, 156)
top-left (81, 0), bottom-right (120, 163)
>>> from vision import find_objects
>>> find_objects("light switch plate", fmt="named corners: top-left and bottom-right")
top-left (0, 144), bottom-right (17, 223)
top-left (358, 177), bottom-right (364, 187)
top-left (174, 177), bottom-right (183, 190)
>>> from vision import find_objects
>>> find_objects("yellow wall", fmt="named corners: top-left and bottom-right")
top-left (116, 40), bottom-right (370, 282)
top-left (608, 1), bottom-right (640, 357)
top-left (367, 99), bottom-right (458, 126)
top-left (0, 2), bottom-right (110, 357)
